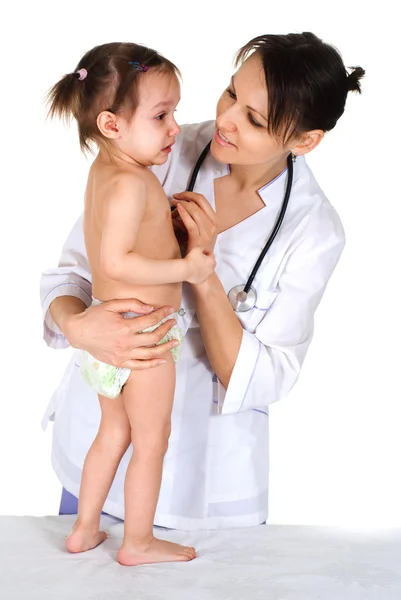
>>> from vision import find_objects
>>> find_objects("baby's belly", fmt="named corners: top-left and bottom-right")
top-left (92, 231), bottom-right (183, 310)
top-left (93, 279), bottom-right (183, 311)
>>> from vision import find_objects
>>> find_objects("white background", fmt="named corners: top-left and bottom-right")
top-left (1, 0), bottom-right (399, 528)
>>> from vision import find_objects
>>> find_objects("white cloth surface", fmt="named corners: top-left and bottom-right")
top-left (1, 516), bottom-right (401, 599)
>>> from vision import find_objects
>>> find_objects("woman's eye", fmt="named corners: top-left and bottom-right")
top-left (248, 113), bottom-right (263, 128)
top-left (225, 88), bottom-right (263, 128)
top-left (156, 113), bottom-right (166, 121)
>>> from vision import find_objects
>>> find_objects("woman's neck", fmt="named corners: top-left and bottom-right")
top-left (228, 155), bottom-right (288, 193)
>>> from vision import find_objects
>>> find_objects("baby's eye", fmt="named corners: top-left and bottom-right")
top-left (156, 113), bottom-right (166, 121)
top-left (226, 88), bottom-right (236, 100)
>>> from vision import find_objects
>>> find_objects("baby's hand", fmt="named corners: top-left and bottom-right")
top-left (184, 247), bottom-right (216, 284)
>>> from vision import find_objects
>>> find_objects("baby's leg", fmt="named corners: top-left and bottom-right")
top-left (117, 354), bottom-right (196, 566)
top-left (66, 394), bottom-right (131, 553)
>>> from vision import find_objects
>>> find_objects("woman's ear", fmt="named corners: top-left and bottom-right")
top-left (97, 111), bottom-right (121, 139)
top-left (291, 130), bottom-right (324, 157)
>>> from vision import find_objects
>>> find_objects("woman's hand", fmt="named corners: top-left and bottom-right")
top-left (63, 298), bottom-right (179, 370)
top-left (171, 192), bottom-right (218, 255)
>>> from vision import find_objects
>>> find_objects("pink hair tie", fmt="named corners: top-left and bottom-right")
top-left (129, 61), bottom-right (148, 72)
top-left (76, 68), bottom-right (87, 81)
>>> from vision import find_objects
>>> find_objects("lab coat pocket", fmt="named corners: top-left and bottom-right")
top-left (237, 288), bottom-right (279, 332)
top-left (207, 409), bottom-right (269, 502)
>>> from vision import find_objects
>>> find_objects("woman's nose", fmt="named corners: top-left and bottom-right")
top-left (217, 111), bottom-right (237, 134)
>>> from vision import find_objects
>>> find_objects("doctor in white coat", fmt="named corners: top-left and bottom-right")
top-left (40, 32), bottom-right (364, 530)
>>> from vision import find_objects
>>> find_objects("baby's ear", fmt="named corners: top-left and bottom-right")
top-left (97, 111), bottom-right (120, 139)
top-left (291, 130), bottom-right (324, 157)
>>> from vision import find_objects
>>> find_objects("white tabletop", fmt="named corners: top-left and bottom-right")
top-left (1, 516), bottom-right (401, 599)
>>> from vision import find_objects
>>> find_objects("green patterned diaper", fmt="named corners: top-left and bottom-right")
top-left (80, 310), bottom-right (183, 399)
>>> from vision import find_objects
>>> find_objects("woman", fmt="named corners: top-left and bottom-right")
top-left (40, 32), bottom-right (364, 530)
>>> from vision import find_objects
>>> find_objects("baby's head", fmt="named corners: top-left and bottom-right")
top-left (47, 42), bottom-right (181, 166)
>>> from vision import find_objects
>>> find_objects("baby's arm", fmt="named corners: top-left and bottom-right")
top-left (100, 176), bottom-right (212, 285)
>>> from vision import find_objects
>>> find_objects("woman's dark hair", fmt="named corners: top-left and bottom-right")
top-left (46, 42), bottom-right (180, 153)
top-left (235, 32), bottom-right (365, 143)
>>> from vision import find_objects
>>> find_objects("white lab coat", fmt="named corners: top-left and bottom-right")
top-left (40, 120), bottom-right (345, 530)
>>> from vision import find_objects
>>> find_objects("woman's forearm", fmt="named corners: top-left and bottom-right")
top-left (192, 273), bottom-right (243, 388)
top-left (49, 296), bottom-right (87, 342)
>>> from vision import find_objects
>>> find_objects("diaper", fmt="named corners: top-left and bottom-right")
top-left (80, 298), bottom-right (184, 399)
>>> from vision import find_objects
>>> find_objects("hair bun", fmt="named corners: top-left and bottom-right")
top-left (347, 66), bottom-right (365, 94)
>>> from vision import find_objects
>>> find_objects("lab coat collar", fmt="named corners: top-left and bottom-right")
top-left (211, 156), bottom-right (305, 206)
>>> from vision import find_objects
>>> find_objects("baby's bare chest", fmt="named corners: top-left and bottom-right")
top-left (143, 184), bottom-right (173, 229)
top-left (135, 185), bottom-right (179, 257)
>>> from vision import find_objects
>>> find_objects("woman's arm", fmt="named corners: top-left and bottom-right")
top-left (207, 211), bottom-right (345, 414)
top-left (49, 296), bottom-right (87, 340)
top-left (191, 274), bottom-right (243, 388)
top-left (174, 193), bottom-right (345, 413)
top-left (40, 214), bottom-right (93, 349)
top-left (172, 192), bottom-right (241, 385)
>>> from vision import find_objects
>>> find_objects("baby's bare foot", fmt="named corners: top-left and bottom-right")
top-left (66, 521), bottom-right (107, 553)
top-left (117, 537), bottom-right (196, 566)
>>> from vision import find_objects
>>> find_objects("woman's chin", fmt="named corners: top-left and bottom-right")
top-left (210, 138), bottom-right (234, 164)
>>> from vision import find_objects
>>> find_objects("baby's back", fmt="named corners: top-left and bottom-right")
top-left (84, 158), bottom-right (182, 309)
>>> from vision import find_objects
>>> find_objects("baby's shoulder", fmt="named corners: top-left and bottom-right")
top-left (105, 167), bottom-right (149, 200)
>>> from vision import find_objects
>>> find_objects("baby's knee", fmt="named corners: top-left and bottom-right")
top-left (99, 417), bottom-right (131, 451)
top-left (133, 426), bottom-right (171, 458)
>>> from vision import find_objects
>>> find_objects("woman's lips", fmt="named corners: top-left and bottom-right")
top-left (214, 129), bottom-right (235, 147)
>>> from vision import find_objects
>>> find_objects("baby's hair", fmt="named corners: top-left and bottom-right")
top-left (235, 32), bottom-right (365, 143)
top-left (46, 42), bottom-right (180, 154)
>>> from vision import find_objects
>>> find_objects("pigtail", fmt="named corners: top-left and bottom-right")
top-left (46, 71), bottom-right (85, 122)
top-left (346, 66), bottom-right (365, 94)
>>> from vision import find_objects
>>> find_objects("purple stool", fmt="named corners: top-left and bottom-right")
top-left (59, 488), bottom-right (79, 515)
top-left (59, 487), bottom-right (267, 524)
top-left (59, 488), bottom-right (119, 519)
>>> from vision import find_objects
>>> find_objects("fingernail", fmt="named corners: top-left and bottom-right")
top-left (145, 305), bottom-right (154, 311)
top-left (158, 360), bottom-right (166, 365)
top-left (173, 341), bottom-right (179, 347)
top-left (168, 308), bottom-right (175, 314)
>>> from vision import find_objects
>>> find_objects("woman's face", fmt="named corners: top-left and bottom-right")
top-left (211, 53), bottom-right (293, 167)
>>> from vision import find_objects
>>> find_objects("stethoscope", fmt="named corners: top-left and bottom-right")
top-left (185, 140), bottom-right (294, 313)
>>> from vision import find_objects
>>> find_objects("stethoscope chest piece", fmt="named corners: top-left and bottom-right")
top-left (228, 285), bottom-right (257, 312)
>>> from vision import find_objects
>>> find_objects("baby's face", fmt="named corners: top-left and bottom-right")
top-left (119, 71), bottom-right (181, 167)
